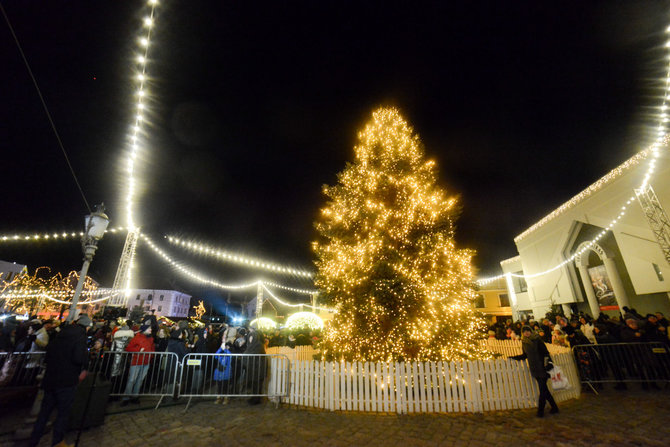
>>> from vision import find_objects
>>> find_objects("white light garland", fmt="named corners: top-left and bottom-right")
top-left (166, 236), bottom-right (314, 278)
top-left (141, 234), bottom-right (259, 290)
top-left (0, 227), bottom-right (127, 243)
top-left (261, 283), bottom-right (334, 312)
top-left (478, 27), bottom-right (670, 286)
top-left (143, 235), bottom-right (333, 310)
top-left (257, 280), bottom-right (316, 296)
top-left (0, 289), bottom-right (115, 305)
top-left (125, 0), bottom-right (158, 231)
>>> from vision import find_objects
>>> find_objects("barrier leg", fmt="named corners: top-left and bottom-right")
top-left (183, 396), bottom-right (193, 414)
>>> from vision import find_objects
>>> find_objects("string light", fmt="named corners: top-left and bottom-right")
top-left (0, 227), bottom-right (127, 243)
top-left (261, 283), bottom-right (333, 312)
top-left (166, 236), bottom-right (314, 278)
top-left (141, 234), bottom-right (259, 290)
top-left (125, 1), bottom-right (159, 232)
top-left (478, 27), bottom-right (670, 285)
top-left (143, 234), bottom-right (333, 311)
top-left (261, 280), bottom-right (316, 296)
top-left (0, 267), bottom-right (113, 313)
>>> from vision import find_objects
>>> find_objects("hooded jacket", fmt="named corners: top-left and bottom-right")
top-left (42, 324), bottom-right (88, 390)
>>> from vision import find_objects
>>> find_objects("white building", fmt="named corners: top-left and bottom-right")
top-left (105, 288), bottom-right (192, 318)
top-left (500, 148), bottom-right (670, 320)
top-left (0, 260), bottom-right (27, 283)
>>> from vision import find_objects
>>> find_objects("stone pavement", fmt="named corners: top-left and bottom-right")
top-left (6, 389), bottom-right (670, 447)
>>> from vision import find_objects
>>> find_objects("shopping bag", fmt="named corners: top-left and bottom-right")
top-left (549, 364), bottom-right (570, 390)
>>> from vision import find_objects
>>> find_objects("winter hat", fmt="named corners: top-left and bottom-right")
top-left (77, 315), bottom-right (93, 328)
top-left (521, 325), bottom-right (532, 333)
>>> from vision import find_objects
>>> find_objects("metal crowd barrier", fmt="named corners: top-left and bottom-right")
top-left (572, 342), bottom-right (670, 393)
top-left (2, 350), bottom-right (290, 411)
top-left (178, 353), bottom-right (291, 411)
top-left (88, 351), bottom-right (180, 408)
top-left (0, 351), bottom-right (46, 388)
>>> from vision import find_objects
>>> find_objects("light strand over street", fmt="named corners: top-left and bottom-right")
top-left (141, 234), bottom-right (260, 290)
top-left (0, 227), bottom-right (127, 243)
top-left (261, 283), bottom-right (333, 313)
top-left (124, 0), bottom-right (158, 231)
top-left (166, 236), bottom-right (314, 278)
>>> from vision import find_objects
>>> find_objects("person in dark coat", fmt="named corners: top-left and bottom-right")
top-left (165, 328), bottom-right (188, 398)
top-left (511, 326), bottom-right (559, 417)
top-left (188, 327), bottom-right (209, 393)
top-left (244, 328), bottom-right (267, 405)
top-left (29, 315), bottom-right (91, 447)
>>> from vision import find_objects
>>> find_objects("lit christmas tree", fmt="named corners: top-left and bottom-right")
top-left (313, 108), bottom-right (491, 362)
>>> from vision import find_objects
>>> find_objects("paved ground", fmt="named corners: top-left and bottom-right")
top-left (3, 388), bottom-right (670, 447)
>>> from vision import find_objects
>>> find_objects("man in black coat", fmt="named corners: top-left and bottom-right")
top-left (29, 315), bottom-right (91, 447)
top-left (244, 328), bottom-right (266, 405)
top-left (511, 326), bottom-right (559, 417)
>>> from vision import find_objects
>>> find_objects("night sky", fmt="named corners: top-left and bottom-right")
top-left (1, 1), bottom-right (667, 308)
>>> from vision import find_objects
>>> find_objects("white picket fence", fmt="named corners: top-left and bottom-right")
top-left (268, 339), bottom-right (570, 364)
top-left (482, 338), bottom-right (572, 357)
top-left (269, 340), bottom-right (580, 414)
top-left (266, 345), bottom-right (319, 362)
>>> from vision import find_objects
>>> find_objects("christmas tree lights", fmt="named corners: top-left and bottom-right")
top-left (313, 108), bottom-right (491, 362)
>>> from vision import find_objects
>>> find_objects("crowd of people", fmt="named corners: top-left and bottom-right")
top-left (1, 314), bottom-right (274, 404)
top-left (487, 307), bottom-right (669, 348)
top-left (490, 307), bottom-right (670, 392)
top-left (1, 313), bottom-right (279, 446)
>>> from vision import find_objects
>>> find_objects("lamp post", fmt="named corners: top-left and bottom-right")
top-left (66, 204), bottom-right (110, 323)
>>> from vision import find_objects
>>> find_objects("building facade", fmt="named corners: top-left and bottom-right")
top-left (500, 149), bottom-right (670, 320)
top-left (103, 288), bottom-right (192, 318)
top-left (0, 260), bottom-right (27, 283)
top-left (474, 276), bottom-right (514, 325)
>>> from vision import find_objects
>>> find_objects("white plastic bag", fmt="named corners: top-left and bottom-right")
top-left (549, 364), bottom-right (570, 390)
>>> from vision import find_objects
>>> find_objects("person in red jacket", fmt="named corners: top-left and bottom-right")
top-left (120, 324), bottom-right (155, 406)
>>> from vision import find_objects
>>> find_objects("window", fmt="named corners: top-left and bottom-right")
top-left (158, 306), bottom-right (162, 312)
top-left (513, 273), bottom-right (527, 293)
top-left (160, 295), bottom-right (164, 301)
top-left (499, 293), bottom-right (510, 307)
top-left (136, 294), bottom-right (140, 300)
top-left (474, 294), bottom-right (485, 308)
top-left (147, 294), bottom-right (153, 301)
top-left (653, 263), bottom-right (665, 282)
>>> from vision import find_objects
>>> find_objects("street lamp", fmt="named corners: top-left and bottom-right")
top-left (66, 204), bottom-right (110, 322)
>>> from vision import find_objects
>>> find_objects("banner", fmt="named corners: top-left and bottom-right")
top-left (587, 265), bottom-right (618, 310)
